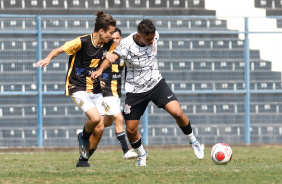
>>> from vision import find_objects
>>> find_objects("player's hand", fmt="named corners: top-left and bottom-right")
top-left (91, 70), bottom-right (102, 81)
top-left (36, 58), bottom-right (51, 68)
top-left (106, 52), bottom-right (117, 63)
top-left (100, 81), bottom-right (106, 89)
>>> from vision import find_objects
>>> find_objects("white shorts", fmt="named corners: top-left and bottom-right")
top-left (71, 91), bottom-right (105, 115)
top-left (103, 96), bottom-right (121, 115)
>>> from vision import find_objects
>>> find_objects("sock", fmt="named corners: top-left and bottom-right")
top-left (130, 137), bottom-right (146, 156)
top-left (186, 132), bottom-right (196, 144)
top-left (179, 121), bottom-right (196, 143)
top-left (79, 148), bottom-right (96, 161)
top-left (82, 126), bottom-right (92, 141)
top-left (116, 131), bottom-right (129, 154)
top-left (179, 121), bottom-right (193, 135)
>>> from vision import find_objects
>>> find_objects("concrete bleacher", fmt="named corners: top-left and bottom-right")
top-left (1, 1), bottom-right (282, 146)
top-left (0, 0), bottom-right (215, 15)
top-left (255, 0), bottom-right (282, 15)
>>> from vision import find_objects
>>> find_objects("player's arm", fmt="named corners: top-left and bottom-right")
top-left (91, 53), bottom-right (119, 80)
top-left (36, 47), bottom-right (64, 68)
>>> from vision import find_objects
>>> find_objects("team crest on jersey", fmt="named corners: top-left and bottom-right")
top-left (150, 42), bottom-right (157, 52)
top-left (123, 104), bottom-right (131, 114)
top-left (79, 100), bottom-right (84, 107)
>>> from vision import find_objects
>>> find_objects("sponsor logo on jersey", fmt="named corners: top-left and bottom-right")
top-left (102, 73), bottom-right (109, 79)
top-left (76, 67), bottom-right (85, 75)
top-left (112, 74), bottom-right (121, 79)
top-left (68, 84), bottom-right (76, 89)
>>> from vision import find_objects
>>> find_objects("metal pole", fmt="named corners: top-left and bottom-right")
top-left (143, 107), bottom-right (149, 145)
top-left (244, 17), bottom-right (251, 144)
top-left (36, 16), bottom-right (43, 147)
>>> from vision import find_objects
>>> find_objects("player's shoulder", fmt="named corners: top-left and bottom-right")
top-left (121, 33), bottom-right (136, 44)
top-left (155, 31), bottom-right (159, 41)
top-left (78, 34), bottom-right (91, 43)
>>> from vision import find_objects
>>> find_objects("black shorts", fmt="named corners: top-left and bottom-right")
top-left (122, 78), bottom-right (178, 120)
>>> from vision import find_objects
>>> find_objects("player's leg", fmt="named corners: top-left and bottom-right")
top-left (151, 79), bottom-right (204, 159)
top-left (73, 92), bottom-right (104, 160)
top-left (104, 96), bottom-right (137, 159)
top-left (76, 107), bottom-right (101, 159)
top-left (76, 116), bottom-right (105, 167)
top-left (165, 101), bottom-right (204, 159)
top-left (123, 92), bottom-right (149, 166)
top-left (72, 91), bottom-right (101, 159)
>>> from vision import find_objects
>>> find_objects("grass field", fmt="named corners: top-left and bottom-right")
top-left (1, 146), bottom-right (281, 184)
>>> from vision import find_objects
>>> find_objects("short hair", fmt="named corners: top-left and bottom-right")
top-left (94, 11), bottom-right (116, 32)
top-left (137, 19), bottom-right (156, 35)
top-left (114, 27), bottom-right (122, 35)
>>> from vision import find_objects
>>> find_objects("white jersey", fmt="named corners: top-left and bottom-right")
top-left (114, 31), bottom-right (162, 93)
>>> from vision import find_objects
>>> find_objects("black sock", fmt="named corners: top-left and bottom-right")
top-left (82, 126), bottom-right (92, 141)
top-left (79, 148), bottom-right (96, 161)
top-left (116, 131), bottom-right (129, 154)
top-left (130, 137), bottom-right (142, 149)
top-left (179, 121), bottom-right (193, 135)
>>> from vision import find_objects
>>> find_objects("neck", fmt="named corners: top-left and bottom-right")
top-left (134, 34), bottom-right (145, 46)
top-left (92, 32), bottom-right (102, 46)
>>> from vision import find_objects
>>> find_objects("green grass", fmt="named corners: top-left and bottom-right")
top-left (1, 146), bottom-right (282, 184)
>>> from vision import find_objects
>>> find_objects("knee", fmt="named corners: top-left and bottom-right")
top-left (94, 124), bottom-right (105, 135)
top-left (173, 110), bottom-right (185, 120)
top-left (104, 121), bottom-right (113, 128)
top-left (88, 116), bottom-right (101, 125)
top-left (115, 116), bottom-right (124, 125)
top-left (126, 126), bottom-right (136, 136)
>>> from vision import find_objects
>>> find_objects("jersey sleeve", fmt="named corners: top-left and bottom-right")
top-left (61, 37), bottom-right (82, 55)
top-left (108, 42), bottom-right (115, 53)
top-left (113, 40), bottom-right (129, 61)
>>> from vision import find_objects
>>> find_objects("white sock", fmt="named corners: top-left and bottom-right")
top-left (186, 132), bottom-right (196, 143)
top-left (134, 144), bottom-right (146, 156)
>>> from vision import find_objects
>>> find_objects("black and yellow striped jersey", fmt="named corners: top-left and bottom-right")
top-left (100, 58), bottom-right (124, 97)
top-left (61, 34), bottom-right (115, 96)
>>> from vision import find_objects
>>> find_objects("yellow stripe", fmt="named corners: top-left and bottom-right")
top-left (86, 76), bottom-right (93, 93)
top-left (111, 80), bottom-right (118, 97)
top-left (90, 59), bottom-right (100, 68)
top-left (65, 53), bottom-right (76, 96)
top-left (71, 95), bottom-right (83, 111)
top-left (109, 43), bottom-right (115, 52)
top-left (111, 64), bottom-right (119, 73)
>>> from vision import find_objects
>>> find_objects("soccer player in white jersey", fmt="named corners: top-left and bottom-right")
top-left (91, 19), bottom-right (204, 166)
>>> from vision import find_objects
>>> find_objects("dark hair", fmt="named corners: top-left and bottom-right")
top-left (137, 19), bottom-right (156, 35)
top-left (114, 27), bottom-right (122, 35)
top-left (94, 11), bottom-right (116, 32)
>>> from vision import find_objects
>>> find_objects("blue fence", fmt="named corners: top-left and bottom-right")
top-left (1, 15), bottom-right (282, 147)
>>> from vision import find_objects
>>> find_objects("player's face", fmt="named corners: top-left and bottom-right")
top-left (112, 31), bottom-right (122, 48)
top-left (139, 33), bottom-right (155, 46)
top-left (101, 26), bottom-right (116, 43)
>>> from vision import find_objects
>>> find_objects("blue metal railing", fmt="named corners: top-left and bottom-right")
top-left (1, 15), bottom-right (282, 146)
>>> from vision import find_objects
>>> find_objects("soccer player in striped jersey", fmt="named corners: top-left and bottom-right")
top-left (100, 28), bottom-right (138, 159)
top-left (91, 19), bottom-right (204, 166)
top-left (36, 11), bottom-right (116, 167)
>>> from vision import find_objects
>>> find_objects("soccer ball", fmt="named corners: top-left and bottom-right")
top-left (211, 143), bottom-right (233, 165)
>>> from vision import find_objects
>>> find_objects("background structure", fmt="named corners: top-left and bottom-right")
top-left (0, 0), bottom-right (282, 147)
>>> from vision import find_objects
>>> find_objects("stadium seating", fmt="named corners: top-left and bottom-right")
top-left (0, 0), bottom-right (215, 15)
top-left (255, 0), bottom-right (282, 15)
top-left (1, 0), bottom-right (282, 146)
